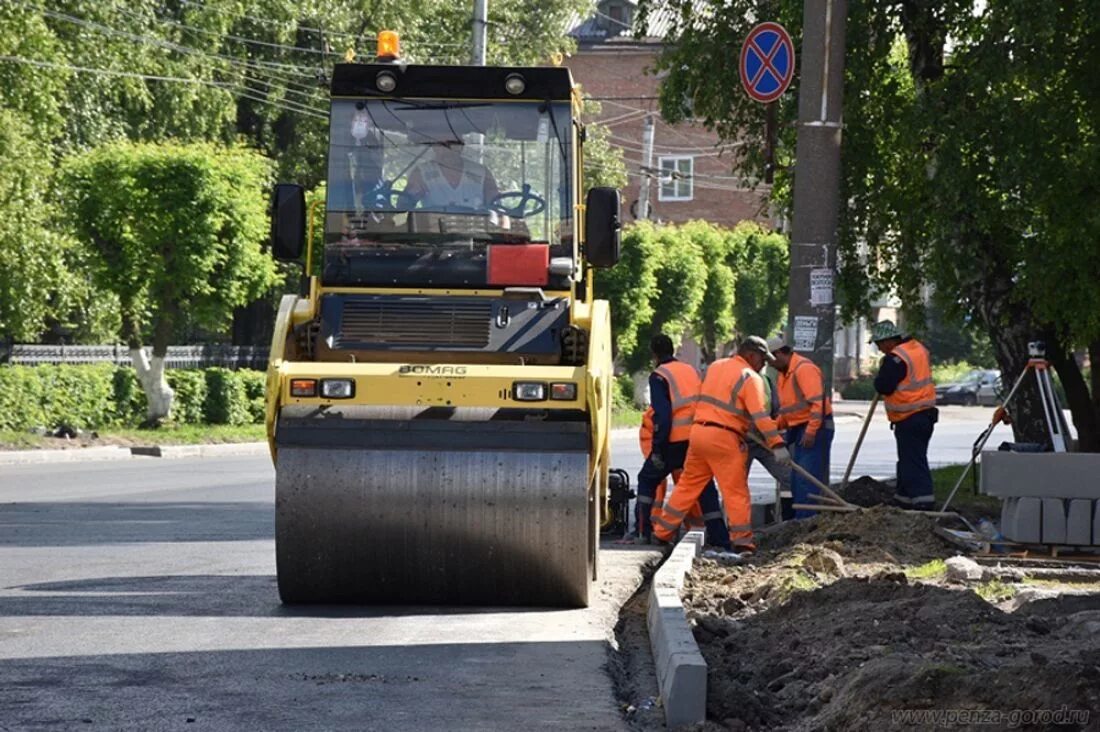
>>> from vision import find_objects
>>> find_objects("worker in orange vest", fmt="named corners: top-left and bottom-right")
top-left (771, 338), bottom-right (834, 519)
top-left (652, 337), bottom-right (790, 552)
top-left (637, 407), bottom-right (727, 546)
top-left (629, 334), bottom-right (727, 546)
top-left (870, 320), bottom-right (938, 509)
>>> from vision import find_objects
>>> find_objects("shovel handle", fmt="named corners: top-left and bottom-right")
top-left (841, 394), bottom-right (880, 492)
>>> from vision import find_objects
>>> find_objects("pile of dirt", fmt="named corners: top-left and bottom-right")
top-left (758, 505), bottom-right (951, 566)
top-left (839, 475), bottom-right (895, 507)
top-left (682, 505), bottom-right (1100, 730)
top-left (693, 578), bottom-right (1100, 730)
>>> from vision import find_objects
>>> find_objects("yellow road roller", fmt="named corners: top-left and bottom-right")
top-left (265, 36), bottom-right (621, 607)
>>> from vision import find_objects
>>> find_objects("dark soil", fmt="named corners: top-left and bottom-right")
top-left (696, 579), bottom-right (1100, 731)
top-left (607, 572), bottom-right (665, 730)
top-left (683, 506), bottom-right (1100, 730)
top-left (840, 475), bottom-right (895, 507)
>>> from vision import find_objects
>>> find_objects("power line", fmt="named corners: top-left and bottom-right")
top-left (31, 5), bottom-right (320, 87)
top-left (176, 0), bottom-right (473, 50)
top-left (108, 3), bottom-right (337, 57)
top-left (0, 55), bottom-right (328, 119)
top-left (28, 3), bottom-right (338, 109)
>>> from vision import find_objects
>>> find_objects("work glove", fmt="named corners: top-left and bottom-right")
top-left (649, 451), bottom-right (666, 472)
top-left (800, 431), bottom-right (817, 449)
top-left (772, 446), bottom-right (793, 467)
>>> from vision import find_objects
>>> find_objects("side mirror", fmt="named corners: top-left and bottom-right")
top-left (271, 183), bottom-right (306, 261)
top-left (585, 187), bottom-right (621, 268)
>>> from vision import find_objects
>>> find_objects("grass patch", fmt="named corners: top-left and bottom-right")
top-left (975, 579), bottom-right (1017, 603)
top-left (0, 423), bottom-right (265, 449)
top-left (906, 559), bottom-right (948, 581)
top-left (612, 406), bottom-right (645, 430)
top-left (107, 424), bottom-right (266, 444)
top-left (931, 464), bottom-right (1001, 516)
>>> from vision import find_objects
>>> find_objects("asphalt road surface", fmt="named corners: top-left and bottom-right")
top-left (611, 403), bottom-right (1030, 504)
top-left (0, 404), bottom-right (1045, 729)
top-left (0, 458), bottom-right (660, 731)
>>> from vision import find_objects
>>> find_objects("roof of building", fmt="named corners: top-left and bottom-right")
top-left (568, 0), bottom-right (705, 45)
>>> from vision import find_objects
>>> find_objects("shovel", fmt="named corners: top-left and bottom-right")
top-left (840, 394), bottom-right (879, 493)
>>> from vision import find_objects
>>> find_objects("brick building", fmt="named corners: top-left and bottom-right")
top-left (566, 0), bottom-right (769, 227)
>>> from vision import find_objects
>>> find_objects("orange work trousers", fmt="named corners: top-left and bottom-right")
top-left (653, 471), bottom-right (704, 529)
top-left (653, 425), bottom-right (753, 549)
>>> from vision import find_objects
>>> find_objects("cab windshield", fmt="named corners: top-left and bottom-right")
top-left (324, 98), bottom-right (574, 288)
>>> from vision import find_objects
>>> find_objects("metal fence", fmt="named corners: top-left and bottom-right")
top-left (0, 344), bottom-right (270, 370)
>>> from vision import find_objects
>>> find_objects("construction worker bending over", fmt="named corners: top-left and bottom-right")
top-left (652, 337), bottom-right (791, 552)
top-left (747, 356), bottom-right (793, 519)
top-left (772, 339), bottom-right (834, 519)
top-left (634, 407), bottom-right (728, 547)
top-left (631, 335), bottom-right (727, 546)
top-left (870, 320), bottom-right (938, 509)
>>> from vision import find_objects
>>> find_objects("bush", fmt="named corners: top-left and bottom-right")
top-left (0, 364), bottom-right (267, 431)
top-left (0, 364), bottom-right (118, 430)
top-left (931, 360), bottom-right (980, 385)
top-left (167, 370), bottom-right (208, 424)
top-left (112, 368), bottom-right (146, 424)
top-left (239, 369), bottom-right (267, 423)
top-left (203, 368), bottom-right (251, 425)
top-left (841, 376), bottom-right (878, 401)
top-left (613, 373), bottom-right (636, 410)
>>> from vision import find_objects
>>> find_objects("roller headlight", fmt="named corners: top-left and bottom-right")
top-left (321, 379), bottom-right (355, 399)
top-left (513, 381), bottom-right (546, 401)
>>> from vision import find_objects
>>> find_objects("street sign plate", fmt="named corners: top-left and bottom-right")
top-left (740, 22), bottom-right (795, 103)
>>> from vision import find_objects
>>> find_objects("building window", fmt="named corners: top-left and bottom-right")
top-left (603, 2), bottom-right (632, 29)
top-left (658, 156), bottom-right (693, 201)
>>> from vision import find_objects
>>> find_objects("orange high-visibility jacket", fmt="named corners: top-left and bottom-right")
top-left (776, 353), bottom-right (833, 435)
top-left (653, 360), bottom-right (702, 443)
top-left (884, 339), bottom-right (936, 423)
top-left (693, 355), bottom-right (784, 448)
top-left (640, 407), bottom-right (655, 456)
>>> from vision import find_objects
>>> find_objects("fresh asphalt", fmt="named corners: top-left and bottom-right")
top-left (0, 457), bottom-right (661, 730)
top-left (0, 405), bottom-right (1022, 729)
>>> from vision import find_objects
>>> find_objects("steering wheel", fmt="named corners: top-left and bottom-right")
top-left (365, 183), bottom-right (417, 211)
top-left (489, 184), bottom-right (546, 218)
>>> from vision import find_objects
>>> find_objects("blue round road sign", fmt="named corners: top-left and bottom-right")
top-left (740, 22), bottom-right (795, 103)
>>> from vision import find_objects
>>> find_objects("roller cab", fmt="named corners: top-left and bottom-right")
top-left (265, 46), bottom-right (620, 607)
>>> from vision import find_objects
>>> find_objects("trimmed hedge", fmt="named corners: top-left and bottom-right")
top-left (0, 364), bottom-right (267, 431)
top-left (840, 376), bottom-right (878, 401)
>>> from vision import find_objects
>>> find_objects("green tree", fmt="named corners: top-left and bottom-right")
top-left (580, 98), bottom-right (628, 192)
top-left (642, 0), bottom-right (1100, 449)
top-left (728, 221), bottom-right (788, 341)
top-left (682, 221), bottom-right (735, 364)
top-left (60, 141), bottom-right (277, 422)
top-left (595, 221), bottom-right (662, 365)
top-left (0, 110), bottom-right (67, 342)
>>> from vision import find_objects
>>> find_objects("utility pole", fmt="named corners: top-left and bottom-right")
top-left (638, 113), bottom-right (655, 220)
top-left (787, 0), bottom-right (847, 390)
top-left (472, 0), bottom-right (488, 66)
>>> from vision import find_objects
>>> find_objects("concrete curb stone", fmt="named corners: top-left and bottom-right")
top-left (647, 529), bottom-right (707, 729)
top-left (0, 441), bottom-right (268, 465)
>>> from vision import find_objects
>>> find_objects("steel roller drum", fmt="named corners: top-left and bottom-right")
top-left (274, 407), bottom-right (593, 607)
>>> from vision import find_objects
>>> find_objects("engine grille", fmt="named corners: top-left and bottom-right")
top-left (334, 297), bottom-right (491, 348)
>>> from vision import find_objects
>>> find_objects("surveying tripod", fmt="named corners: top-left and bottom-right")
top-left (940, 342), bottom-right (1071, 513)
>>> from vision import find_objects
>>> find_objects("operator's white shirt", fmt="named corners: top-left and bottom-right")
top-left (417, 157), bottom-right (488, 210)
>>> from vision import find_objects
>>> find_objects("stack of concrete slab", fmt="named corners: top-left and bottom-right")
top-left (981, 452), bottom-right (1100, 546)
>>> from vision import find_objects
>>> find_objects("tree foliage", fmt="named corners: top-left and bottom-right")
top-left (60, 141), bottom-right (276, 420)
top-left (729, 221), bottom-right (788, 341)
top-left (643, 0), bottom-right (1100, 448)
top-left (596, 219), bottom-right (789, 371)
top-left (0, 0), bottom-right (593, 344)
